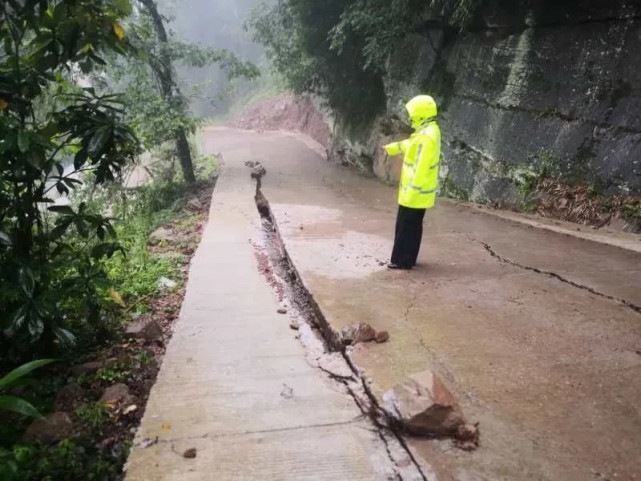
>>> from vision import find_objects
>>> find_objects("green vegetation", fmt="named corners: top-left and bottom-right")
top-left (441, 175), bottom-right (470, 201)
top-left (622, 202), bottom-right (641, 227)
top-left (0, 0), bottom-right (229, 361)
top-left (102, 182), bottom-right (191, 302)
top-left (105, 1), bottom-right (258, 184)
top-left (0, 439), bottom-right (125, 481)
top-left (511, 163), bottom-right (641, 231)
top-left (0, 0), bottom-right (140, 363)
top-left (0, 360), bottom-right (56, 419)
top-left (0, 1), bottom-right (231, 478)
top-left (249, 0), bottom-right (386, 127)
top-left (249, 0), bottom-right (481, 126)
top-left (76, 402), bottom-right (111, 435)
top-left (77, 365), bottom-right (126, 385)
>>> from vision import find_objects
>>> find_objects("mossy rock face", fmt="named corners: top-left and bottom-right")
top-left (423, 66), bottom-right (457, 113)
top-left (326, 2), bottom-right (641, 206)
top-left (382, 2), bottom-right (641, 203)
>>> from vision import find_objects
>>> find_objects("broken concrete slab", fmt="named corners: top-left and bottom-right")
top-left (125, 133), bottom-right (407, 480)
top-left (382, 371), bottom-right (472, 439)
top-left (201, 126), bottom-right (641, 481)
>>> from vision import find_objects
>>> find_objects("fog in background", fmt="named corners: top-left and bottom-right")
top-left (159, 0), bottom-right (268, 118)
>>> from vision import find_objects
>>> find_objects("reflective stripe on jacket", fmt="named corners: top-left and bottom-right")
top-left (384, 121), bottom-right (441, 209)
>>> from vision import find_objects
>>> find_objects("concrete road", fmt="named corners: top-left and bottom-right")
top-left (125, 129), bottom-right (420, 480)
top-left (197, 127), bottom-right (641, 481)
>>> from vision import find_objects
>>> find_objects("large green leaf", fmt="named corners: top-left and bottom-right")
top-left (48, 205), bottom-right (74, 215)
top-left (53, 327), bottom-right (76, 347)
top-left (5, 306), bottom-right (28, 337)
top-left (91, 242), bottom-right (124, 260)
top-left (18, 267), bottom-right (35, 297)
top-left (0, 395), bottom-right (44, 419)
top-left (53, 2), bottom-right (67, 24)
top-left (17, 131), bottom-right (30, 153)
top-left (88, 126), bottom-right (112, 159)
top-left (113, 0), bottom-right (133, 16)
top-left (50, 218), bottom-right (73, 241)
top-left (0, 359), bottom-right (56, 389)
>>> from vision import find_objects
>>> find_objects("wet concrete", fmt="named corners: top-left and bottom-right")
top-left (124, 132), bottom-right (415, 480)
top-left (203, 127), bottom-right (641, 481)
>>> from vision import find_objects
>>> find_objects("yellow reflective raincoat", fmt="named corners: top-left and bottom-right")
top-left (384, 120), bottom-right (441, 209)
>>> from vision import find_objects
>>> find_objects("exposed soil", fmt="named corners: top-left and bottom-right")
top-left (228, 95), bottom-right (331, 153)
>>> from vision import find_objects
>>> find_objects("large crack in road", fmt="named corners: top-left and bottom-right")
top-left (251, 172), bottom-right (432, 481)
top-left (478, 240), bottom-right (641, 316)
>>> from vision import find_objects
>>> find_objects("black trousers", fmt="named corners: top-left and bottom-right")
top-left (391, 205), bottom-right (426, 268)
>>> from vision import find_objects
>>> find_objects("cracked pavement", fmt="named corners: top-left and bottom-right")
top-left (125, 128), bottom-right (426, 481)
top-left (127, 127), bottom-right (641, 481)
top-left (479, 239), bottom-right (641, 315)
top-left (196, 128), bottom-right (640, 481)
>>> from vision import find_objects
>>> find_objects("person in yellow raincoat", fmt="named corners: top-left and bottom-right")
top-left (383, 95), bottom-right (441, 270)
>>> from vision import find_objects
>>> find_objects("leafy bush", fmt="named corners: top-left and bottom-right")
top-left (0, 439), bottom-right (124, 481)
top-left (99, 0), bottom-right (259, 184)
top-left (249, 0), bottom-right (483, 127)
top-left (77, 365), bottom-right (126, 386)
top-left (194, 154), bottom-right (219, 180)
top-left (0, 1), bottom-right (139, 362)
top-left (249, 0), bottom-right (386, 127)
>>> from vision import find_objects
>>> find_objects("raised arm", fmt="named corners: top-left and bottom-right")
top-left (383, 138), bottom-right (411, 156)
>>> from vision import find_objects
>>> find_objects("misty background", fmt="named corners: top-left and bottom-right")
top-left (158, 0), bottom-right (275, 119)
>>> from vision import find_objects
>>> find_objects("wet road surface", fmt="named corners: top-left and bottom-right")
top-left (124, 128), bottom-right (422, 480)
top-left (202, 127), bottom-right (641, 481)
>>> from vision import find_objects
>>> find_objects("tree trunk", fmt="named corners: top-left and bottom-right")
top-left (175, 127), bottom-right (196, 184)
top-left (139, 0), bottom-right (196, 184)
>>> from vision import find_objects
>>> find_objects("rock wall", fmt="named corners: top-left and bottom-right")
top-left (343, 1), bottom-right (641, 206)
